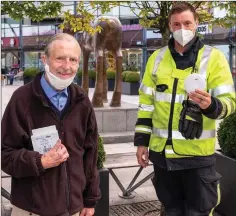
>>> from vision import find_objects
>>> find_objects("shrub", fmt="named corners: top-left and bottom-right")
top-left (122, 71), bottom-right (129, 81)
top-left (97, 135), bottom-right (106, 169)
top-left (23, 67), bottom-right (40, 77)
top-left (77, 69), bottom-right (82, 79)
top-left (217, 112), bottom-right (236, 158)
top-left (88, 70), bottom-right (96, 80)
top-left (124, 72), bottom-right (140, 83)
top-left (107, 71), bottom-right (116, 80)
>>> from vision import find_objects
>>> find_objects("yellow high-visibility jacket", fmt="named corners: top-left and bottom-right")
top-left (135, 45), bottom-right (236, 158)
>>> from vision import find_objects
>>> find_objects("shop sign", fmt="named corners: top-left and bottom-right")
top-left (1, 37), bottom-right (19, 47)
top-left (197, 24), bottom-right (212, 34)
top-left (122, 24), bottom-right (142, 31)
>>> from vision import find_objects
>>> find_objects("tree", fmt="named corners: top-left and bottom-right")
top-left (1, 1), bottom-right (63, 22)
top-left (122, 1), bottom-right (236, 45)
top-left (60, 1), bottom-right (120, 35)
top-left (62, 1), bottom-right (235, 46)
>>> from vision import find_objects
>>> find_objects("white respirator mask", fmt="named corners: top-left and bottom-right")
top-left (44, 64), bottom-right (76, 90)
top-left (172, 28), bottom-right (195, 47)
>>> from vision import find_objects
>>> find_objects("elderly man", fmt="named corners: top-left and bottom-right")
top-left (1, 33), bottom-right (101, 216)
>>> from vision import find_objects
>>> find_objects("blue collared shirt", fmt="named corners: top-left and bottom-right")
top-left (40, 74), bottom-right (68, 111)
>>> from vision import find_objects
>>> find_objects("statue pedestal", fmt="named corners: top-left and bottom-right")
top-left (94, 101), bottom-right (138, 140)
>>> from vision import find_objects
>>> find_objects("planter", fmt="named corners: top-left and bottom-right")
top-left (23, 76), bottom-right (34, 85)
top-left (107, 79), bottom-right (115, 91)
top-left (122, 82), bottom-right (140, 95)
top-left (77, 79), bottom-right (95, 87)
top-left (215, 150), bottom-right (236, 216)
top-left (95, 168), bottom-right (109, 216)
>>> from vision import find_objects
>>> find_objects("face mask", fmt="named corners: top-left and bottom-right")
top-left (172, 29), bottom-right (195, 47)
top-left (45, 64), bottom-right (76, 90)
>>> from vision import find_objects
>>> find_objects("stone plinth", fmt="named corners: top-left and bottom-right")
top-left (94, 101), bottom-right (138, 133)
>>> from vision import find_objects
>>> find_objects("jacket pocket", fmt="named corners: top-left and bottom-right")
top-left (31, 169), bottom-right (68, 215)
top-left (199, 172), bottom-right (221, 211)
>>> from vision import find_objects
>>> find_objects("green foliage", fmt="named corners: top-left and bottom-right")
top-left (122, 71), bottom-right (137, 81)
top-left (125, 1), bottom-right (236, 44)
top-left (107, 71), bottom-right (116, 80)
top-left (217, 112), bottom-right (236, 158)
top-left (124, 72), bottom-right (140, 83)
top-left (77, 69), bottom-right (82, 79)
top-left (122, 71), bottom-right (129, 81)
top-left (1, 1), bottom-right (63, 22)
top-left (97, 135), bottom-right (106, 169)
top-left (23, 67), bottom-right (40, 77)
top-left (208, 2), bottom-right (236, 28)
top-left (60, 1), bottom-right (120, 35)
top-left (126, 66), bottom-right (139, 72)
top-left (88, 70), bottom-right (96, 80)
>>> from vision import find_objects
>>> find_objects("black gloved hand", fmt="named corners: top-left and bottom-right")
top-left (178, 100), bottom-right (203, 139)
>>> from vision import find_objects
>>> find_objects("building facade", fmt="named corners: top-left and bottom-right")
top-left (1, 1), bottom-right (235, 80)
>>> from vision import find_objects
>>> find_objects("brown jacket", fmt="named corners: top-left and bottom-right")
top-left (1, 73), bottom-right (101, 216)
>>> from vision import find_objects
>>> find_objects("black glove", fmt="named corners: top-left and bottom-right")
top-left (178, 100), bottom-right (203, 139)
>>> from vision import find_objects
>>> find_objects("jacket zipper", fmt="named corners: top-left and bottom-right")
top-left (59, 118), bottom-right (71, 215)
top-left (64, 162), bottom-right (71, 215)
top-left (165, 78), bottom-right (178, 146)
top-left (49, 109), bottom-right (71, 215)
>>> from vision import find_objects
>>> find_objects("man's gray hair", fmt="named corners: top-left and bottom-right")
top-left (44, 33), bottom-right (80, 57)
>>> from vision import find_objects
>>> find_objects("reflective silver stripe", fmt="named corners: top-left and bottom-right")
top-left (199, 45), bottom-right (213, 78)
top-left (152, 46), bottom-right (168, 76)
top-left (139, 83), bottom-right (154, 95)
top-left (139, 104), bottom-right (154, 112)
top-left (208, 84), bottom-right (235, 97)
top-left (152, 128), bottom-right (215, 139)
top-left (217, 100), bottom-right (227, 119)
top-left (155, 92), bottom-right (186, 103)
top-left (135, 127), bottom-right (152, 133)
top-left (165, 149), bottom-right (175, 154)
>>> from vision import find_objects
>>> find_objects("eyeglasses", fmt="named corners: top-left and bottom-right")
top-left (55, 56), bottom-right (79, 65)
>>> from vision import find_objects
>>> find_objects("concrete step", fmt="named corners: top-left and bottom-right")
top-left (104, 142), bottom-right (136, 155)
top-left (104, 142), bottom-right (139, 169)
top-left (100, 131), bottom-right (134, 144)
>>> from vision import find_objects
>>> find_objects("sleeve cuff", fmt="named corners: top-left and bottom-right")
top-left (201, 96), bottom-right (217, 114)
top-left (134, 133), bottom-right (150, 147)
top-left (35, 154), bottom-right (45, 174)
top-left (83, 200), bottom-right (97, 208)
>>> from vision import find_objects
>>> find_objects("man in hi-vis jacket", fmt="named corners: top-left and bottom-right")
top-left (135, 2), bottom-right (235, 216)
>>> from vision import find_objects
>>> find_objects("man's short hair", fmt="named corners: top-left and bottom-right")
top-left (168, 2), bottom-right (198, 22)
top-left (45, 33), bottom-right (80, 57)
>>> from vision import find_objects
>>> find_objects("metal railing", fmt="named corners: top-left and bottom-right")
top-left (1, 175), bottom-right (11, 201)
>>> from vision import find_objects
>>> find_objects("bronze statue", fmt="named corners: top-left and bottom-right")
top-left (63, 16), bottom-right (123, 107)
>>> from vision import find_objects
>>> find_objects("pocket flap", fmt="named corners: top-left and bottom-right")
top-left (200, 172), bottom-right (221, 184)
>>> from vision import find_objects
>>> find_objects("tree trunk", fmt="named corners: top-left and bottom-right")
top-left (161, 28), bottom-right (170, 46)
top-left (92, 55), bottom-right (104, 107)
top-left (110, 55), bottom-right (122, 107)
top-left (82, 50), bottom-right (90, 94)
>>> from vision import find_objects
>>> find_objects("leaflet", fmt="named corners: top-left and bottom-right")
top-left (31, 125), bottom-right (59, 154)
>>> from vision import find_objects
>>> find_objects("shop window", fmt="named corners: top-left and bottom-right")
top-left (24, 52), bottom-right (39, 68)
